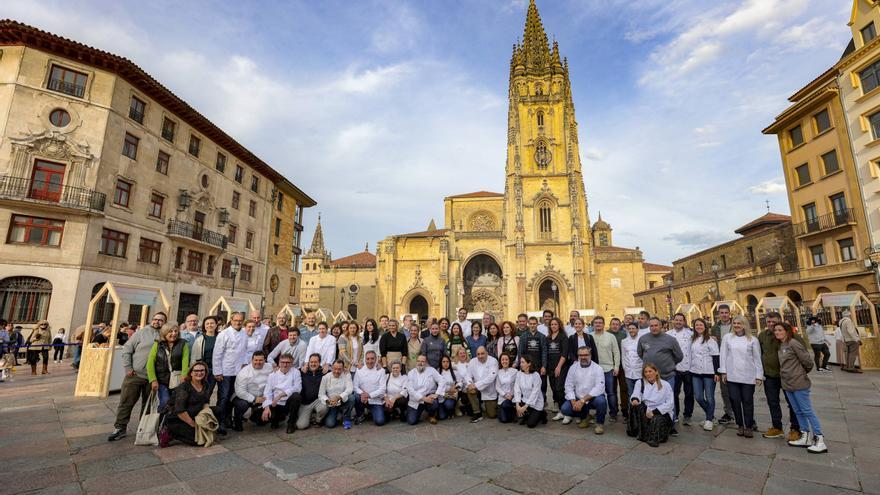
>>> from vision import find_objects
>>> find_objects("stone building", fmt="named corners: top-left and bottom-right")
top-left (300, 1), bottom-right (661, 322)
top-left (0, 21), bottom-right (315, 331)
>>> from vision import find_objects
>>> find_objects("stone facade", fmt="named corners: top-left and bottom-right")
top-left (0, 22), bottom-right (314, 332)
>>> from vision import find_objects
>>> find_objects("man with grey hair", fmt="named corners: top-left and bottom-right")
top-left (840, 310), bottom-right (863, 373)
top-left (250, 310), bottom-right (270, 345)
top-left (180, 314), bottom-right (200, 346)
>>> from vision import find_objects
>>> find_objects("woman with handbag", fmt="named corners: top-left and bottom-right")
top-left (164, 361), bottom-right (220, 446)
top-left (25, 320), bottom-right (53, 375)
top-left (627, 363), bottom-right (674, 448)
top-left (147, 323), bottom-right (190, 410)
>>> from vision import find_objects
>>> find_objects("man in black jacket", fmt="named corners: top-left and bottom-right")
top-left (294, 354), bottom-right (326, 430)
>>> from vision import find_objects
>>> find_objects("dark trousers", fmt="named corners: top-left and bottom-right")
top-left (763, 376), bottom-right (799, 431)
top-left (518, 404), bottom-right (545, 428)
top-left (167, 406), bottom-right (221, 446)
top-left (672, 370), bottom-right (694, 420)
top-left (231, 397), bottom-right (263, 426)
top-left (549, 371), bottom-right (566, 408)
top-left (53, 345), bottom-right (64, 361)
top-left (268, 393), bottom-right (302, 427)
top-left (727, 382), bottom-right (755, 428)
top-left (406, 401), bottom-right (439, 425)
top-left (26, 349), bottom-right (49, 365)
top-left (324, 395), bottom-right (354, 428)
top-left (355, 401), bottom-right (387, 426)
top-left (498, 400), bottom-right (516, 423)
top-left (617, 367), bottom-right (629, 417)
top-left (386, 397), bottom-right (408, 420)
top-left (114, 374), bottom-right (150, 430)
top-left (811, 344), bottom-right (830, 370)
top-left (216, 376), bottom-right (236, 425)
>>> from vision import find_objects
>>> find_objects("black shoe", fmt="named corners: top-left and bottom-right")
top-left (270, 423), bottom-right (280, 430)
top-left (354, 415), bottom-right (365, 425)
top-left (718, 414), bottom-right (732, 425)
top-left (519, 417), bottom-right (528, 426)
top-left (751, 423), bottom-right (759, 431)
top-left (107, 428), bottom-right (126, 442)
top-left (470, 415), bottom-right (484, 424)
top-left (670, 428), bottom-right (679, 437)
top-left (216, 428), bottom-right (227, 436)
top-left (232, 423), bottom-right (243, 432)
top-left (647, 440), bottom-right (659, 448)
top-left (286, 423), bottom-right (295, 434)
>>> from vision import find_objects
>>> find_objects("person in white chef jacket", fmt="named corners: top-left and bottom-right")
top-left (513, 356), bottom-right (546, 428)
top-left (353, 351), bottom-right (388, 426)
top-left (560, 346), bottom-right (607, 435)
top-left (627, 363), bottom-right (674, 447)
top-left (406, 355), bottom-right (443, 425)
top-left (305, 322), bottom-right (337, 373)
top-left (719, 315), bottom-right (764, 438)
top-left (495, 353), bottom-right (518, 423)
top-left (465, 346), bottom-right (499, 423)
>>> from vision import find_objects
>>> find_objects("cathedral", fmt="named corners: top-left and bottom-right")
top-left (300, 1), bottom-right (661, 322)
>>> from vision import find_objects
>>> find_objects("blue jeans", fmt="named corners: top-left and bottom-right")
top-left (560, 395), bottom-right (607, 424)
top-left (438, 397), bottom-right (457, 420)
top-left (498, 400), bottom-right (515, 423)
top-left (73, 345), bottom-right (82, 368)
top-left (157, 383), bottom-right (172, 410)
top-left (626, 378), bottom-right (638, 400)
top-left (785, 389), bottom-right (822, 436)
top-left (691, 374), bottom-right (716, 421)
top-left (354, 401), bottom-right (387, 426)
top-left (604, 371), bottom-right (618, 416)
top-left (406, 401), bottom-right (439, 425)
top-left (324, 395), bottom-right (355, 428)
top-left (664, 373), bottom-right (677, 421)
top-left (216, 375), bottom-right (236, 425)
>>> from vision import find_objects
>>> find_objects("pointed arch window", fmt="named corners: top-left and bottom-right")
top-left (537, 111), bottom-right (544, 127)
top-left (535, 141), bottom-right (551, 169)
top-left (538, 200), bottom-right (553, 240)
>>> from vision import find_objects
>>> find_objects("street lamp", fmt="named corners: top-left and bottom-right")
top-left (444, 284), bottom-right (449, 320)
top-left (550, 282), bottom-right (558, 314)
top-left (666, 277), bottom-right (673, 319)
top-left (711, 259), bottom-right (722, 300)
top-left (339, 288), bottom-right (345, 313)
top-left (230, 256), bottom-right (240, 296)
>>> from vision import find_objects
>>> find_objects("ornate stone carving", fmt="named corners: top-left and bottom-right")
top-left (526, 254), bottom-right (575, 291)
top-left (469, 211), bottom-right (497, 232)
top-left (466, 288), bottom-right (503, 315)
top-left (439, 239), bottom-right (448, 252)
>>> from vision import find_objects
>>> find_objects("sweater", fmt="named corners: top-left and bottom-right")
top-left (567, 332), bottom-right (599, 364)
top-left (636, 332), bottom-right (683, 379)
top-left (778, 339), bottom-right (813, 391)
top-left (121, 325), bottom-right (159, 378)
top-left (805, 323), bottom-right (826, 345)
top-left (300, 369), bottom-right (324, 403)
top-left (420, 335), bottom-right (448, 369)
top-left (757, 328), bottom-right (806, 378)
top-left (379, 331), bottom-right (407, 357)
top-left (268, 338), bottom-right (307, 368)
top-left (593, 331), bottom-right (620, 373)
top-left (519, 331), bottom-right (548, 370)
top-left (840, 317), bottom-right (861, 342)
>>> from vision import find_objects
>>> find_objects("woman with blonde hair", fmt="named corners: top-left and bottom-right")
top-left (338, 321), bottom-right (364, 373)
top-left (627, 363), bottom-right (674, 447)
top-left (147, 323), bottom-right (190, 410)
top-left (26, 320), bottom-right (53, 375)
top-left (719, 315), bottom-right (763, 438)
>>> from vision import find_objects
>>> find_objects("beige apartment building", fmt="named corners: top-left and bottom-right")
top-left (0, 21), bottom-right (314, 331)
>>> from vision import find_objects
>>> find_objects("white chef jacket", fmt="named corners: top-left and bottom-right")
top-left (689, 337), bottom-right (719, 375)
top-left (453, 361), bottom-right (472, 387)
top-left (234, 364), bottom-right (272, 402)
top-left (385, 373), bottom-right (408, 400)
top-left (514, 371), bottom-right (544, 410)
top-left (564, 361), bottom-right (605, 401)
top-left (262, 368), bottom-right (302, 407)
top-left (719, 333), bottom-right (764, 384)
top-left (630, 378), bottom-right (674, 415)
top-left (667, 327), bottom-right (693, 372)
top-left (306, 333), bottom-right (338, 368)
top-left (353, 365), bottom-right (386, 405)
top-left (406, 366), bottom-right (443, 409)
top-left (495, 367), bottom-right (517, 404)
top-left (467, 356), bottom-right (499, 400)
top-left (212, 326), bottom-right (247, 376)
top-left (319, 372), bottom-right (353, 403)
top-left (621, 334), bottom-right (643, 380)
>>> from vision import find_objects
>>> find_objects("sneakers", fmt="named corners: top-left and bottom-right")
top-left (594, 425), bottom-right (605, 435)
top-left (763, 428), bottom-right (785, 439)
top-left (670, 428), bottom-right (679, 437)
top-left (354, 415), bottom-right (365, 425)
top-left (743, 428), bottom-right (754, 439)
top-left (107, 428), bottom-right (126, 442)
top-left (702, 420), bottom-right (713, 431)
top-left (552, 412), bottom-right (565, 421)
top-left (429, 417), bottom-right (438, 425)
top-left (577, 418), bottom-right (590, 429)
top-left (470, 415), bottom-right (484, 424)
top-left (561, 416), bottom-right (572, 425)
top-left (718, 414), bottom-right (732, 425)
top-left (787, 430), bottom-right (802, 443)
top-left (808, 434), bottom-right (828, 454)
top-left (682, 416), bottom-right (691, 426)
top-left (788, 431), bottom-right (812, 448)
top-left (736, 427), bottom-right (744, 437)
top-left (342, 420), bottom-right (352, 430)
top-left (608, 415), bottom-right (618, 424)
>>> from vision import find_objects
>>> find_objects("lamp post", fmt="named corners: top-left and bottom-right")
top-left (339, 288), bottom-right (345, 313)
top-left (711, 259), bottom-right (722, 300)
top-left (444, 284), bottom-right (449, 320)
top-left (550, 282), bottom-right (558, 314)
top-left (230, 256), bottom-right (240, 297)
top-left (666, 278), bottom-right (673, 319)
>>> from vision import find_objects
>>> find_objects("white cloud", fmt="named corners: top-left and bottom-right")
top-left (584, 148), bottom-right (607, 161)
top-left (749, 177), bottom-right (788, 194)
top-left (370, 1), bottom-right (424, 54)
top-left (334, 64), bottom-right (415, 94)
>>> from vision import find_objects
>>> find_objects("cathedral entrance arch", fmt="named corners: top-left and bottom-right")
top-left (462, 253), bottom-right (503, 319)
top-left (408, 295), bottom-right (429, 325)
top-left (537, 279), bottom-right (560, 315)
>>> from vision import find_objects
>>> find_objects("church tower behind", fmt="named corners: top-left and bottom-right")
top-left (503, 0), bottom-right (596, 314)
top-left (300, 215), bottom-right (328, 309)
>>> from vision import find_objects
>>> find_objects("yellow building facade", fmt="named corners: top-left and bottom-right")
top-left (301, 1), bottom-right (654, 322)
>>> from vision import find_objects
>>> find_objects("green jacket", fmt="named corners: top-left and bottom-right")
top-left (757, 328), bottom-right (805, 378)
top-left (146, 340), bottom-right (190, 385)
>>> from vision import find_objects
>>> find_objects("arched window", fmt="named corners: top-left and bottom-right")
top-left (538, 201), bottom-right (552, 239)
top-left (0, 277), bottom-right (52, 323)
top-left (598, 232), bottom-right (609, 246)
top-left (537, 111), bottom-right (544, 127)
top-left (535, 141), bottom-right (551, 169)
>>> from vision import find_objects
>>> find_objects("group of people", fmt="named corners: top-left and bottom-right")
top-left (101, 306), bottom-right (835, 453)
top-left (0, 319), bottom-right (67, 376)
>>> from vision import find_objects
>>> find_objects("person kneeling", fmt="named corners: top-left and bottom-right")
top-left (232, 351), bottom-right (272, 431)
top-left (261, 354), bottom-right (302, 434)
top-left (514, 356), bottom-right (546, 428)
top-left (295, 354), bottom-right (327, 429)
top-left (319, 360), bottom-right (355, 429)
top-left (164, 361), bottom-right (220, 447)
top-left (560, 346), bottom-right (607, 435)
top-left (406, 355), bottom-right (442, 425)
top-left (628, 364), bottom-right (674, 447)
top-left (354, 351), bottom-right (388, 426)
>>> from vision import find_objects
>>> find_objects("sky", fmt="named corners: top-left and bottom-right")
top-left (3, 0), bottom-right (853, 264)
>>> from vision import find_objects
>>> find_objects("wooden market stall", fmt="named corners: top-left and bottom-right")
top-left (333, 310), bottom-right (353, 324)
top-left (75, 282), bottom-right (171, 397)
top-left (314, 308), bottom-right (334, 323)
top-left (208, 296), bottom-right (257, 323)
top-left (756, 296), bottom-right (803, 331)
top-left (674, 303), bottom-right (703, 326)
top-left (276, 304), bottom-right (303, 325)
top-left (812, 291), bottom-right (879, 369)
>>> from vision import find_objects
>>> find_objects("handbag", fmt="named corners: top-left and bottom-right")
top-left (134, 390), bottom-right (161, 446)
top-left (166, 347), bottom-right (181, 389)
top-left (158, 414), bottom-right (171, 448)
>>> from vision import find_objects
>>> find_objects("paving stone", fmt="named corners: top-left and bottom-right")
top-left (128, 482), bottom-right (197, 495)
top-left (708, 430), bottom-right (778, 456)
top-left (770, 457), bottom-right (861, 491)
top-left (678, 460), bottom-right (765, 494)
top-left (612, 451), bottom-right (689, 477)
top-left (2, 451), bottom-right (72, 473)
top-left (659, 478), bottom-right (755, 495)
top-left (587, 465), bottom-right (673, 495)
top-left (70, 437), bottom-right (146, 463)
top-left (762, 475), bottom-right (862, 495)
top-left (460, 483), bottom-right (520, 495)
top-left (351, 451), bottom-right (434, 483)
top-left (186, 465), bottom-right (294, 495)
top-left (492, 466), bottom-right (578, 494)
top-left (19, 482), bottom-right (83, 495)
top-left (76, 451), bottom-right (161, 479)
top-left (82, 465), bottom-right (179, 495)
top-left (440, 459), bottom-right (513, 480)
top-left (262, 453), bottom-right (339, 480)
top-left (320, 442), bottom-right (388, 465)
top-left (399, 440), bottom-right (475, 465)
top-left (166, 451), bottom-right (250, 480)
top-left (773, 439), bottom-right (856, 469)
top-left (354, 483), bottom-right (413, 495)
top-left (563, 478), bottom-right (637, 495)
top-left (695, 448), bottom-right (772, 472)
top-left (389, 466), bottom-right (483, 494)
top-left (236, 441), bottom-right (307, 464)
top-left (560, 438), bottom-right (627, 461)
top-left (151, 444), bottom-right (229, 464)
top-left (288, 466), bottom-right (381, 494)
top-left (0, 463), bottom-right (76, 494)
top-left (860, 472), bottom-right (880, 494)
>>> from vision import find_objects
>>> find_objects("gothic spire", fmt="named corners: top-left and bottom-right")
top-left (520, 0), bottom-right (550, 73)
top-left (307, 213), bottom-right (327, 256)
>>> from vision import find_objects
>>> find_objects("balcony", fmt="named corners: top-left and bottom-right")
top-left (736, 270), bottom-right (801, 291)
top-left (167, 220), bottom-right (227, 249)
top-left (129, 108), bottom-right (144, 124)
top-left (793, 208), bottom-right (855, 237)
top-left (0, 176), bottom-right (105, 212)
top-left (47, 78), bottom-right (85, 98)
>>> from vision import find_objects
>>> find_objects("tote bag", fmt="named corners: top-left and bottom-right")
top-left (134, 390), bottom-right (161, 446)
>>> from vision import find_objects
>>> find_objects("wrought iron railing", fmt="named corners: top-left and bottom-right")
top-left (0, 176), bottom-right (105, 212)
top-left (47, 78), bottom-right (85, 98)
top-left (793, 208), bottom-right (854, 236)
top-left (129, 108), bottom-right (144, 124)
top-left (167, 220), bottom-right (227, 249)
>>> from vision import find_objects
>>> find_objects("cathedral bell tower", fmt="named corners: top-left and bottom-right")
top-left (502, 0), bottom-right (596, 314)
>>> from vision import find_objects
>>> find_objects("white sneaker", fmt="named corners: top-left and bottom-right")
top-left (561, 416), bottom-right (572, 425)
top-left (552, 412), bottom-right (565, 421)
top-left (702, 420), bottom-right (713, 431)
top-left (788, 431), bottom-right (813, 448)
top-left (808, 434), bottom-right (827, 454)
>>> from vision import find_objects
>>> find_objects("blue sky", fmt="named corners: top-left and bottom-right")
top-left (4, 0), bottom-right (852, 264)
